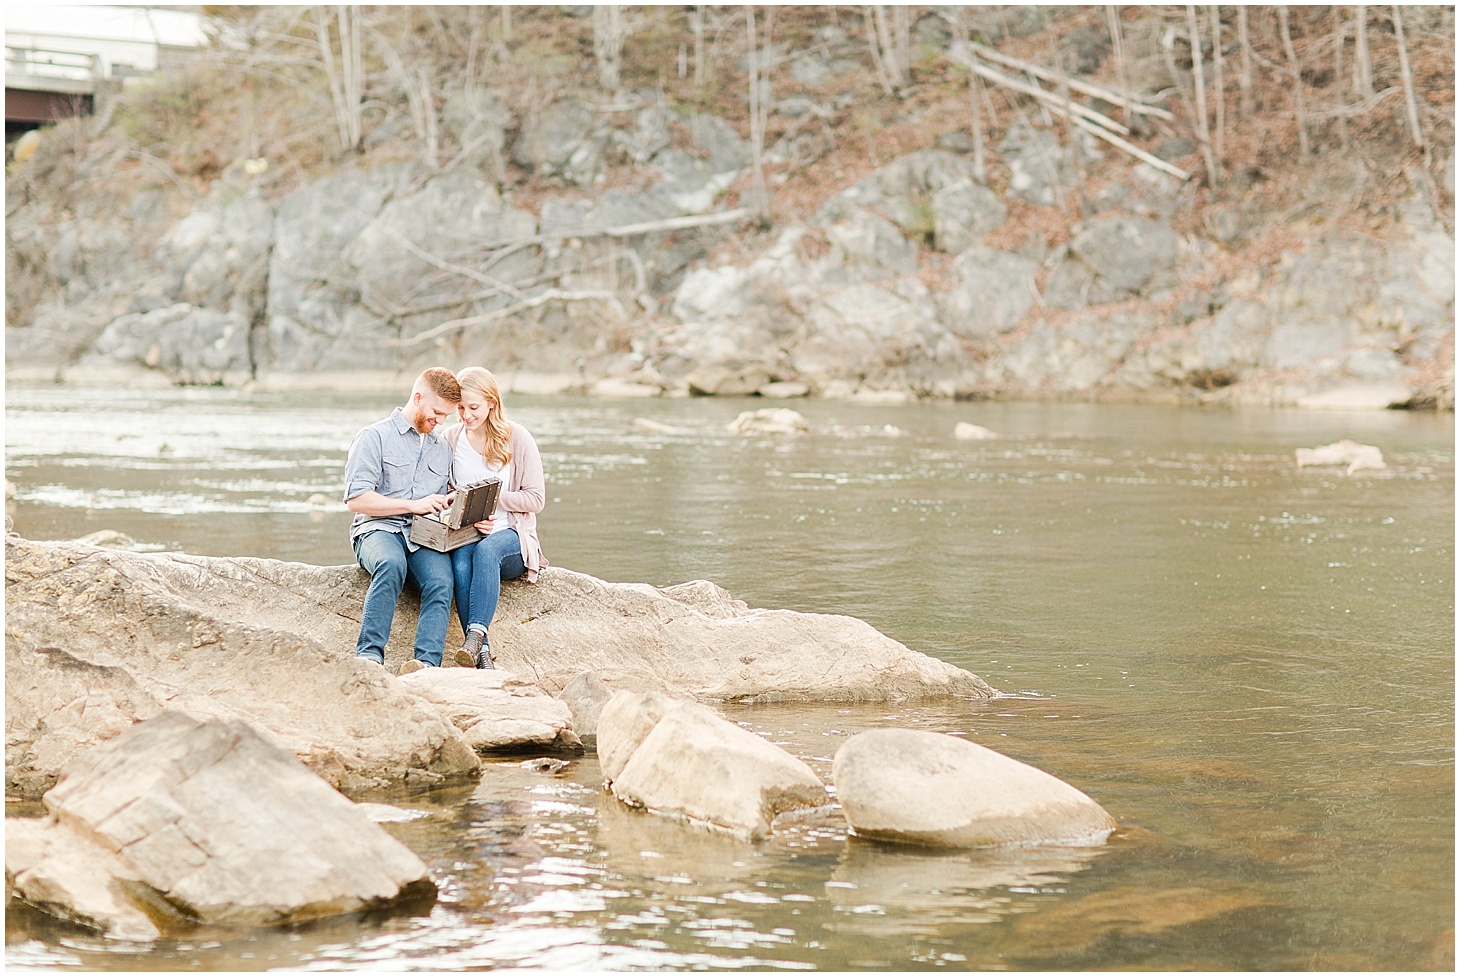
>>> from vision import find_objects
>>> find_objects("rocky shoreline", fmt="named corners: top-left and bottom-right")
top-left (6, 533), bottom-right (1128, 940)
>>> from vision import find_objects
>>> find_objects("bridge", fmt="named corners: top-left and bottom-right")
top-left (5, 5), bottom-right (207, 132)
top-left (6, 45), bottom-right (100, 129)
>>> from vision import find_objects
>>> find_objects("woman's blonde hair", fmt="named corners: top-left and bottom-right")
top-left (456, 366), bottom-right (513, 468)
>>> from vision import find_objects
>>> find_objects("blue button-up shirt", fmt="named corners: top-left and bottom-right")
top-left (343, 407), bottom-right (452, 549)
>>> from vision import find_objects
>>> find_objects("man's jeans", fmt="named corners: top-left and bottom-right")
top-left (451, 528), bottom-right (527, 636)
top-left (353, 530), bottom-right (453, 666)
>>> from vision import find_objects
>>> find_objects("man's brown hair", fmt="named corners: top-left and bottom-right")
top-left (418, 367), bottom-right (461, 403)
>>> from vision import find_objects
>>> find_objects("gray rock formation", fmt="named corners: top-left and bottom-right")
top-left (83, 303), bottom-right (251, 384)
top-left (5, 535), bottom-right (992, 796)
top-left (832, 729), bottom-right (1118, 848)
top-left (941, 245), bottom-right (1040, 338)
top-left (598, 691), bottom-right (829, 840)
top-left (6, 712), bottom-right (435, 940)
top-left (1069, 214), bottom-right (1181, 297)
top-left (512, 97), bottom-right (608, 186)
top-left (5, 111), bottom-right (1448, 408)
top-left (815, 150), bottom-right (1006, 254)
top-left (5, 534), bottom-right (481, 797)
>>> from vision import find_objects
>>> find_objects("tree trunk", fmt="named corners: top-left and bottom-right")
top-left (1209, 5), bottom-right (1225, 166)
top-left (1354, 5), bottom-right (1373, 97)
top-left (1391, 5), bottom-right (1427, 154)
top-left (1333, 6), bottom-right (1349, 148)
top-left (1277, 5), bottom-right (1309, 158)
top-left (893, 4), bottom-right (910, 85)
top-left (692, 5), bottom-right (705, 90)
top-left (867, 5), bottom-right (903, 93)
top-left (593, 5), bottom-right (626, 91)
top-left (1187, 5), bottom-right (1217, 187)
top-left (315, 5), bottom-right (363, 155)
top-left (745, 6), bottom-right (769, 218)
top-left (1106, 5), bottom-right (1133, 126)
top-left (1237, 6), bottom-right (1254, 117)
top-left (969, 51), bottom-right (987, 184)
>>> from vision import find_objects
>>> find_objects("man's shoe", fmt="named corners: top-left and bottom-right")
top-left (397, 658), bottom-right (430, 676)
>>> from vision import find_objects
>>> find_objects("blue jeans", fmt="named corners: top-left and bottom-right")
top-left (451, 528), bottom-right (526, 635)
top-left (353, 530), bottom-right (454, 666)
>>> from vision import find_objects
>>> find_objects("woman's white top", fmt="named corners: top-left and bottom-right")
top-left (452, 433), bottom-right (512, 535)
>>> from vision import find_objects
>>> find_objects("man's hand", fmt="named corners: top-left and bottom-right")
top-left (411, 494), bottom-right (452, 515)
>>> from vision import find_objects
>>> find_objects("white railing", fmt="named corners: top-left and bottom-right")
top-left (6, 46), bottom-right (101, 86)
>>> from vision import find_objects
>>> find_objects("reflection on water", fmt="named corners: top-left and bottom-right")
top-left (4, 387), bottom-right (1454, 971)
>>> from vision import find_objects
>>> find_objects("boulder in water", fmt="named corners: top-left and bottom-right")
top-left (598, 691), bottom-right (829, 840)
top-left (727, 407), bottom-right (809, 435)
top-left (833, 729), bottom-right (1118, 848)
top-left (6, 712), bottom-right (436, 940)
top-left (1294, 439), bottom-right (1386, 474)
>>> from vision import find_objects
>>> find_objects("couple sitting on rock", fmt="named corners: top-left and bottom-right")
top-left (342, 367), bottom-right (546, 674)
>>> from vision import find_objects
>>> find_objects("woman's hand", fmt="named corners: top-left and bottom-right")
top-left (473, 517), bottom-right (495, 533)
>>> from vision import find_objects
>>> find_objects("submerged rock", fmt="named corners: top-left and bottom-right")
top-left (954, 422), bottom-right (999, 440)
top-left (727, 407), bottom-right (809, 435)
top-left (599, 691), bottom-right (828, 840)
top-left (832, 729), bottom-right (1117, 848)
top-left (1294, 439), bottom-right (1386, 474)
top-left (6, 712), bottom-right (435, 940)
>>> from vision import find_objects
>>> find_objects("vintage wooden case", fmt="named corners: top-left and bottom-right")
top-left (409, 477), bottom-right (501, 552)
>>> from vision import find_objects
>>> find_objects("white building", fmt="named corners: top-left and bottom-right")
top-left (6, 4), bottom-right (208, 85)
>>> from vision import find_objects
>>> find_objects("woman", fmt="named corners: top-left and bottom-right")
top-left (445, 367), bottom-right (547, 669)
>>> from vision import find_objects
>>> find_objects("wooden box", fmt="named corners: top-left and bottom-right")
top-left (409, 477), bottom-right (501, 552)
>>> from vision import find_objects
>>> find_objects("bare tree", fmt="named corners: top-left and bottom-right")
top-left (1277, 5), bottom-right (1309, 157)
top-left (1354, 4), bottom-right (1373, 97)
top-left (1208, 5), bottom-right (1225, 165)
top-left (865, 5), bottom-right (904, 95)
top-left (968, 49), bottom-right (987, 183)
top-left (593, 5), bottom-right (630, 91)
top-left (893, 5), bottom-right (911, 83)
top-left (691, 5), bottom-right (705, 90)
top-left (1106, 5), bottom-right (1133, 126)
top-left (371, 21), bottom-right (440, 170)
top-left (1237, 5), bottom-right (1254, 118)
top-left (1332, 5), bottom-right (1349, 148)
top-left (745, 5), bottom-right (770, 218)
top-left (315, 4), bottom-right (364, 154)
top-left (1391, 5), bottom-right (1427, 156)
top-left (1187, 5), bottom-right (1218, 187)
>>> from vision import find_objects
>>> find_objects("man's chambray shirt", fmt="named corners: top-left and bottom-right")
top-left (343, 407), bottom-right (452, 550)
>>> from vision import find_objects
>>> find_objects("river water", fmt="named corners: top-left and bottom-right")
top-left (4, 386), bottom-right (1453, 972)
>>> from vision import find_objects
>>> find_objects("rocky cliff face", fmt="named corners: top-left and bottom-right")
top-left (5, 6), bottom-right (1452, 408)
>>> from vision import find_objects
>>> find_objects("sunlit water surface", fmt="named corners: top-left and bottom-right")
top-left (4, 387), bottom-right (1453, 971)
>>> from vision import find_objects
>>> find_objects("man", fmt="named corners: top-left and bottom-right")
top-left (343, 368), bottom-right (461, 674)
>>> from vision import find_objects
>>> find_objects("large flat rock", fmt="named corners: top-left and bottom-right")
top-left (7, 712), bottom-right (435, 939)
top-left (5, 534), bottom-right (993, 797)
top-left (5, 535), bottom-right (481, 797)
top-left (490, 568), bottom-right (995, 702)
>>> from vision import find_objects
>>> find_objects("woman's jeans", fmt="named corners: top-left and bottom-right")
top-left (452, 528), bottom-right (526, 636)
top-left (353, 529), bottom-right (454, 666)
